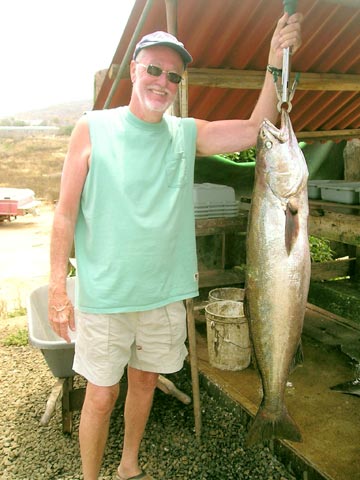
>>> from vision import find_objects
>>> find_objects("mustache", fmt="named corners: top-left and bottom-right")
top-left (147, 84), bottom-right (172, 95)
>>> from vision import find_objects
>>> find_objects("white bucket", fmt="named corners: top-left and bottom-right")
top-left (205, 300), bottom-right (251, 371)
top-left (208, 287), bottom-right (244, 303)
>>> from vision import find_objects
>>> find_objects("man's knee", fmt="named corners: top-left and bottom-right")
top-left (83, 382), bottom-right (119, 416)
top-left (128, 367), bottom-right (159, 393)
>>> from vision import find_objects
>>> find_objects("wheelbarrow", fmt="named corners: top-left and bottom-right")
top-left (27, 277), bottom-right (191, 434)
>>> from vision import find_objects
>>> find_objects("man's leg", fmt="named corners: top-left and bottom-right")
top-left (117, 367), bottom-right (159, 479)
top-left (79, 381), bottom-right (119, 480)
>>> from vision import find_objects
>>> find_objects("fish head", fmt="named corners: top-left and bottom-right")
top-left (256, 109), bottom-right (308, 202)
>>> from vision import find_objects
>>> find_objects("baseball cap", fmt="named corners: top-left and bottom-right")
top-left (133, 31), bottom-right (193, 66)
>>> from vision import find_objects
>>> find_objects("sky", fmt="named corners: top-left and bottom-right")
top-left (1, 0), bottom-right (136, 116)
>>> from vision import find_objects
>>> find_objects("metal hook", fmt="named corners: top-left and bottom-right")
top-left (274, 72), bottom-right (300, 113)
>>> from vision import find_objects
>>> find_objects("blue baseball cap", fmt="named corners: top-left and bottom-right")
top-left (133, 31), bottom-right (193, 67)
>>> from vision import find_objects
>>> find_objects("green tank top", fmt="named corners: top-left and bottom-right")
top-left (74, 106), bottom-right (199, 313)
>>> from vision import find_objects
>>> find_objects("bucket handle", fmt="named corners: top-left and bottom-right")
top-left (210, 321), bottom-right (250, 350)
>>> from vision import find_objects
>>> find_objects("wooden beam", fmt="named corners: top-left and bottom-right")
top-left (187, 68), bottom-right (360, 92)
top-left (105, 64), bottom-right (359, 141)
top-left (320, 0), bottom-right (360, 7)
top-left (107, 66), bottom-right (360, 92)
top-left (309, 210), bottom-right (360, 246)
top-left (311, 258), bottom-right (356, 281)
top-left (296, 129), bottom-right (360, 141)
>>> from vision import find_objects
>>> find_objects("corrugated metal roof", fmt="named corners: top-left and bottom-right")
top-left (94, 0), bottom-right (360, 142)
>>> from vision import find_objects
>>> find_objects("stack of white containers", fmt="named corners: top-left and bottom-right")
top-left (193, 183), bottom-right (239, 219)
top-left (308, 180), bottom-right (360, 204)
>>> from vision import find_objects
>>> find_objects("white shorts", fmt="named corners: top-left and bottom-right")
top-left (73, 301), bottom-right (188, 387)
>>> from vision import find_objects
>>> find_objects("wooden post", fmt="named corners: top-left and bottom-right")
top-left (157, 375), bottom-right (192, 404)
top-left (165, 0), bottom-right (189, 119)
top-left (343, 139), bottom-right (360, 283)
top-left (344, 139), bottom-right (360, 181)
top-left (166, 0), bottom-right (200, 437)
top-left (62, 377), bottom-right (74, 434)
top-left (186, 298), bottom-right (202, 439)
top-left (40, 378), bottom-right (65, 426)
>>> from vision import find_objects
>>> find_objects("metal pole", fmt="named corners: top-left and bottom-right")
top-left (281, 0), bottom-right (298, 108)
top-left (104, 0), bottom-right (154, 109)
top-left (165, 0), bottom-right (182, 117)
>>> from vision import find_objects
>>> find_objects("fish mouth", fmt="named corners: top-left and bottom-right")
top-left (260, 116), bottom-right (289, 145)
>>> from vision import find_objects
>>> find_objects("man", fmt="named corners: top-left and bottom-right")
top-left (49, 13), bottom-right (302, 480)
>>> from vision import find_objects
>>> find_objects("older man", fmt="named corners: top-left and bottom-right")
top-left (49, 13), bottom-right (302, 480)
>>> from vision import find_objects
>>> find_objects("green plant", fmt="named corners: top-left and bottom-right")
top-left (0, 298), bottom-right (7, 320)
top-left (6, 305), bottom-right (27, 318)
top-left (238, 147), bottom-right (256, 163)
top-left (309, 235), bottom-right (335, 263)
top-left (222, 147), bottom-right (256, 163)
top-left (58, 125), bottom-right (74, 136)
top-left (2, 328), bottom-right (28, 346)
top-left (0, 296), bottom-right (27, 321)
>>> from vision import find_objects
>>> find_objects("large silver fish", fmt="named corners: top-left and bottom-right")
top-left (245, 108), bottom-right (311, 446)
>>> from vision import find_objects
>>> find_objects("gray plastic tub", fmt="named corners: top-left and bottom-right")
top-left (320, 182), bottom-right (360, 204)
top-left (307, 180), bottom-right (332, 199)
top-left (27, 277), bottom-right (76, 378)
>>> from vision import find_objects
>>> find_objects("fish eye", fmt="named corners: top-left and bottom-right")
top-left (265, 140), bottom-right (272, 149)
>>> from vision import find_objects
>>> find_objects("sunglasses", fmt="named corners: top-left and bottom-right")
top-left (136, 62), bottom-right (183, 84)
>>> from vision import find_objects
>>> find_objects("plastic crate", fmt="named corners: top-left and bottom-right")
top-left (320, 182), bottom-right (360, 205)
top-left (193, 183), bottom-right (238, 218)
top-left (193, 183), bottom-right (236, 206)
top-left (307, 180), bottom-right (331, 199)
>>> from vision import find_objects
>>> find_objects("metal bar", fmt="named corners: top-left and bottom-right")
top-left (104, 0), bottom-right (154, 109)
top-left (281, 0), bottom-right (298, 109)
top-left (165, 0), bottom-right (178, 35)
top-left (165, 0), bottom-right (181, 116)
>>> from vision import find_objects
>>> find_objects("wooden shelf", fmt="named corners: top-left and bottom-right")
top-left (199, 268), bottom-right (244, 288)
top-left (195, 214), bottom-right (247, 236)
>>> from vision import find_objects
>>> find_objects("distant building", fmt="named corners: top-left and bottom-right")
top-left (0, 126), bottom-right (60, 138)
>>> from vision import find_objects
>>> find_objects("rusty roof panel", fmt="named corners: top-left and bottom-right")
top-left (94, 0), bottom-right (360, 141)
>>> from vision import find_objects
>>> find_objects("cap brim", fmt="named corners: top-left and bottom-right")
top-left (134, 41), bottom-right (192, 66)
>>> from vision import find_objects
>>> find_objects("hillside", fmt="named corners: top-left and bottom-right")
top-left (1, 100), bottom-right (93, 126)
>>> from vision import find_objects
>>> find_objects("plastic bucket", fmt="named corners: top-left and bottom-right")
top-left (208, 287), bottom-right (244, 303)
top-left (205, 300), bottom-right (251, 371)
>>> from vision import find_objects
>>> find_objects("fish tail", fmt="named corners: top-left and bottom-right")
top-left (245, 406), bottom-right (302, 447)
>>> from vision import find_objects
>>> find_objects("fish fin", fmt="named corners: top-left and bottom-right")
top-left (243, 292), bottom-right (258, 369)
top-left (285, 201), bottom-right (299, 255)
top-left (330, 378), bottom-right (360, 396)
top-left (290, 339), bottom-right (304, 372)
top-left (245, 405), bottom-right (302, 447)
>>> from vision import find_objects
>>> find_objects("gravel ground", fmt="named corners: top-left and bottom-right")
top-left (0, 322), bottom-right (296, 480)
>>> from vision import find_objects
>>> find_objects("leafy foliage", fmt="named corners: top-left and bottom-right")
top-left (222, 147), bottom-right (256, 163)
top-left (309, 235), bottom-right (335, 263)
top-left (2, 328), bottom-right (28, 346)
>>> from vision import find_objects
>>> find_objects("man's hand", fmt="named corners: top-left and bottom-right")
top-left (48, 287), bottom-right (75, 343)
top-left (269, 12), bottom-right (303, 66)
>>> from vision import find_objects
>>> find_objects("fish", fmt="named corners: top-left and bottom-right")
top-left (244, 108), bottom-right (311, 446)
top-left (330, 377), bottom-right (360, 397)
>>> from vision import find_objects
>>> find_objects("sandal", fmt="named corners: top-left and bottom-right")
top-left (115, 469), bottom-right (154, 480)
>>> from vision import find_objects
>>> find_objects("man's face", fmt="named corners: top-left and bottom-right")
top-left (130, 45), bottom-right (184, 118)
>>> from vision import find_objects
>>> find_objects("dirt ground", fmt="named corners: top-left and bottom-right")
top-left (0, 203), bottom-right (54, 315)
